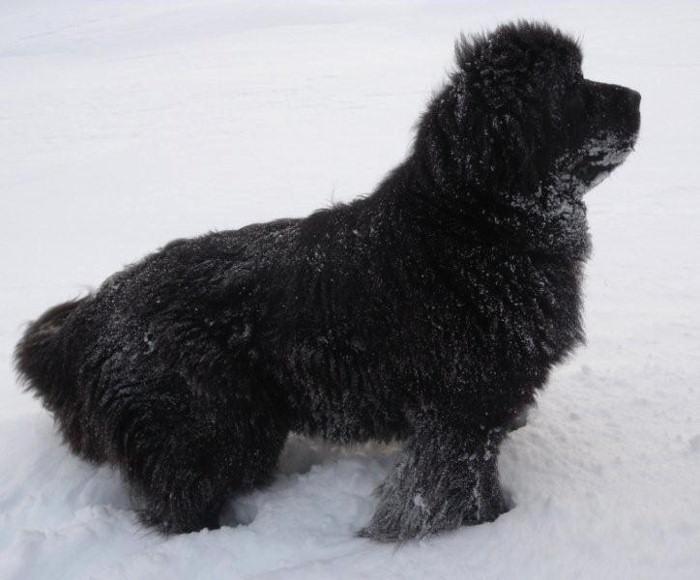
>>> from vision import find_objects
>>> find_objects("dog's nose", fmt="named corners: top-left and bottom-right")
top-left (626, 89), bottom-right (641, 109)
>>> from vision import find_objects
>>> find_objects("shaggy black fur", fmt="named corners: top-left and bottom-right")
top-left (15, 22), bottom-right (640, 542)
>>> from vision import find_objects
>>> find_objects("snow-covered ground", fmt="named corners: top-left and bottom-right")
top-left (1, 1), bottom-right (699, 578)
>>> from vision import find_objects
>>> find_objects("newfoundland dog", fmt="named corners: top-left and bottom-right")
top-left (16, 21), bottom-right (640, 542)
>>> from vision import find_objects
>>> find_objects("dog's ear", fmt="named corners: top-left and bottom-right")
top-left (486, 109), bottom-right (549, 195)
top-left (411, 74), bottom-right (536, 196)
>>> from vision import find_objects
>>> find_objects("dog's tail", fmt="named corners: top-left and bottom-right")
top-left (16, 296), bottom-right (108, 462)
top-left (15, 297), bottom-right (87, 416)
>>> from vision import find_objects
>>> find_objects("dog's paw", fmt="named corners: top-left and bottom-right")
top-left (139, 504), bottom-right (222, 535)
top-left (359, 479), bottom-right (511, 542)
top-left (357, 491), bottom-right (460, 543)
top-left (461, 481), bottom-right (510, 526)
top-left (356, 517), bottom-right (423, 543)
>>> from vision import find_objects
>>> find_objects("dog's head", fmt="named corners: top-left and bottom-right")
top-left (414, 21), bottom-right (640, 239)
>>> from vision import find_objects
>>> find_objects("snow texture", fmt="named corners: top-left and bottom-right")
top-left (1, 1), bottom-right (699, 579)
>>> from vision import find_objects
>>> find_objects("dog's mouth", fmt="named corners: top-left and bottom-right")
top-left (576, 162), bottom-right (616, 189)
top-left (585, 134), bottom-right (637, 165)
top-left (567, 134), bottom-right (637, 191)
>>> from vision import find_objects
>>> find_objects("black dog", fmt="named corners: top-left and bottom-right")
top-left (16, 22), bottom-right (640, 542)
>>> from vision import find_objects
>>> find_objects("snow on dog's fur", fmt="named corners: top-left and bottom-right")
top-left (15, 22), bottom-right (639, 542)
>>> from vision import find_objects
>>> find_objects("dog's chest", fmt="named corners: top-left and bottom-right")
top-left (425, 251), bottom-right (585, 366)
top-left (275, 243), bottom-right (584, 440)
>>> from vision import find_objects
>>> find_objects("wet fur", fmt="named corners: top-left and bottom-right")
top-left (15, 22), bottom-right (640, 541)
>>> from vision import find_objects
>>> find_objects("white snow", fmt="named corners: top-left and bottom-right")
top-left (1, 1), bottom-right (699, 578)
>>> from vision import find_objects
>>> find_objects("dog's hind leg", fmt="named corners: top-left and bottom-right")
top-left (101, 371), bottom-right (288, 534)
top-left (359, 419), bottom-right (507, 542)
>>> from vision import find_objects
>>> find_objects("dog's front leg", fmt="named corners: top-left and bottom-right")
top-left (359, 420), bottom-right (508, 542)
